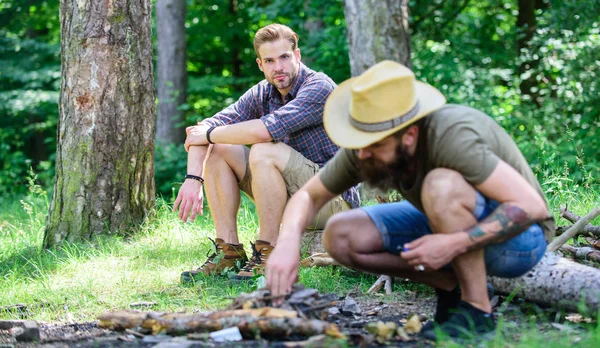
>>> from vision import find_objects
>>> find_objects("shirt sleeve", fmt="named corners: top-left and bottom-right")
top-left (261, 77), bottom-right (335, 142)
top-left (431, 123), bottom-right (500, 185)
top-left (319, 148), bottom-right (362, 194)
top-left (202, 84), bottom-right (262, 127)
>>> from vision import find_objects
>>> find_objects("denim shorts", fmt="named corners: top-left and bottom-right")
top-left (361, 192), bottom-right (547, 278)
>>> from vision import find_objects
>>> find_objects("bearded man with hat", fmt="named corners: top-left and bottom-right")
top-left (265, 60), bottom-right (555, 340)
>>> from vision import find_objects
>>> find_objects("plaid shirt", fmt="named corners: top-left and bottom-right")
top-left (203, 63), bottom-right (360, 208)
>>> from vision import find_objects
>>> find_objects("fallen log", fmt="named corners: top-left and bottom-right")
top-left (98, 309), bottom-right (345, 338)
top-left (489, 252), bottom-right (600, 313)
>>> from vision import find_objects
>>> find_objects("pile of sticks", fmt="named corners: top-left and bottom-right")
top-left (551, 206), bottom-right (600, 264)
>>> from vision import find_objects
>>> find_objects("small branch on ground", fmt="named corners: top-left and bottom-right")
top-left (557, 206), bottom-right (600, 237)
top-left (368, 275), bottom-right (393, 295)
top-left (548, 207), bottom-right (600, 252)
top-left (560, 245), bottom-right (600, 263)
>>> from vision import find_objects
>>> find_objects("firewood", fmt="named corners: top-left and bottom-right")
top-left (548, 207), bottom-right (600, 252)
top-left (557, 206), bottom-right (600, 237)
top-left (98, 310), bottom-right (345, 338)
top-left (367, 275), bottom-right (393, 295)
top-left (560, 245), bottom-right (600, 263)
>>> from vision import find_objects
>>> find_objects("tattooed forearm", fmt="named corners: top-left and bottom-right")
top-left (465, 204), bottom-right (535, 250)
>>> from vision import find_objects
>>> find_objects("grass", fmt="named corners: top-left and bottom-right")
top-left (1, 170), bottom-right (599, 346)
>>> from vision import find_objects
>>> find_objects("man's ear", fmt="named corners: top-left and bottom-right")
top-left (295, 48), bottom-right (301, 61)
top-left (256, 57), bottom-right (263, 72)
top-left (402, 125), bottom-right (419, 147)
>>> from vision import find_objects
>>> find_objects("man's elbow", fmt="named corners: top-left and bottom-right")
top-left (528, 196), bottom-right (550, 222)
top-left (257, 128), bottom-right (274, 143)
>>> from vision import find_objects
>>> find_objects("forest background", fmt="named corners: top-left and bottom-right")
top-left (1, 0), bottom-right (598, 202)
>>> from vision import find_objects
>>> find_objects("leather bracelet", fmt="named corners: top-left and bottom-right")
top-left (185, 174), bottom-right (204, 184)
top-left (206, 126), bottom-right (216, 144)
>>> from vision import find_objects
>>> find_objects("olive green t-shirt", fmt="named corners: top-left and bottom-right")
top-left (319, 104), bottom-right (555, 242)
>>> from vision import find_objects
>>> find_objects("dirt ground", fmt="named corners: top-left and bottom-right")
top-left (0, 287), bottom-right (593, 347)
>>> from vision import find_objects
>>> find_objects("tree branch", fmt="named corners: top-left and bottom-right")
top-left (548, 207), bottom-right (600, 252)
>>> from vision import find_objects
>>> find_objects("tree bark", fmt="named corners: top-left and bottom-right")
top-left (45, 0), bottom-right (156, 247)
top-left (489, 252), bottom-right (600, 313)
top-left (156, 0), bottom-right (187, 144)
top-left (343, 0), bottom-right (411, 76)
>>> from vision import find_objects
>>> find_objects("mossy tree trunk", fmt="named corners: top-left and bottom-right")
top-left (343, 0), bottom-right (411, 77)
top-left (343, 0), bottom-right (411, 201)
top-left (45, 0), bottom-right (156, 247)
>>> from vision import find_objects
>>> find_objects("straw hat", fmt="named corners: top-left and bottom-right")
top-left (324, 60), bottom-right (446, 149)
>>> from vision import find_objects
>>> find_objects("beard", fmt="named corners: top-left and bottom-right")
top-left (270, 66), bottom-right (298, 90)
top-left (357, 144), bottom-right (416, 192)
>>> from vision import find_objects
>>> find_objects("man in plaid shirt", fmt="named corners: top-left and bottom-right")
top-left (175, 23), bottom-right (360, 283)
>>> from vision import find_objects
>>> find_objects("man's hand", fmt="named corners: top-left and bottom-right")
top-left (173, 179), bottom-right (204, 222)
top-left (266, 242), bottom-right (301, 306)
top-left (184, 125), bottom-right (209, 152)
top-left (401, 233), bottom-right (468, 271)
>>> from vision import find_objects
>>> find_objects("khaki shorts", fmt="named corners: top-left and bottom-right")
top-left (238, 145), bottom-right (350, 229)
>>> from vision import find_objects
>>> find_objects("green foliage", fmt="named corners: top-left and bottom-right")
top-left (0, 0), bottom-right (60, 196)
top-left (411, 0), bottom-right (600, 185)
top-left (154, 143), bottom-right (188, 198)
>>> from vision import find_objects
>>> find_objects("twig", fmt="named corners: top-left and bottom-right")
top-left (548, 207), bottom-right (600, 252)
top-left (560, 245), bottom-right (600, 263)
top-left (368, 275), bottom-right (392, 295)
top-left (557, 206), bottom-right (600, 237)
top-left (556, 225), bottom-right (600, 237)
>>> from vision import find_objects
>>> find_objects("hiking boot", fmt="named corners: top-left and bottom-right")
top-left (229, 240), bottom-right (274, 281)
top-left (422, 283), bottom-right (494, 332)
top-left (180, 238), bottom-right (248, 283)
top-left (422, 300), bottom-right (496, 341)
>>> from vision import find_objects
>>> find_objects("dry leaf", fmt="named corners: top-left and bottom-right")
top-left (366, 321), bottom-right (397, 343)
top-left (404, 314), bottom-right (422, 334)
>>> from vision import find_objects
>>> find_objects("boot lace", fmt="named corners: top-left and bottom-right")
top-left (200, 237), bottom-right (222, 268)
top-left (240, 242), bottom-right (264, 272)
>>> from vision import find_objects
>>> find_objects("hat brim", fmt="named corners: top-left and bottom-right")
top-left (324, 78), bottom-right (446, 149)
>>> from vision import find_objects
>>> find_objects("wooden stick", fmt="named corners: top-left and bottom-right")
top-left (368, 275), bottom-right (392, 294)
top-left (560, 245), bottom-right (600, 263)
top-left (556, 207), bottom-right (600, 237)
top-left (556, 225), bottom-right (600, 237)
top-left (548, 207), bottom-right (600, 252)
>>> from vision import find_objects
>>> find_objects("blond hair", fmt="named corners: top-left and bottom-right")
top-left (253, 23), bottom-right (299, 58)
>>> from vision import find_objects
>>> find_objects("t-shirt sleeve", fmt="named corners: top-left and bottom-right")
top-left (431, 123), bottom-right (499, 185)
top-left (319, 148), bottom-right (362, 194)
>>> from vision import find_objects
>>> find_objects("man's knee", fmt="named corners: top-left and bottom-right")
top-left (204, 144), bottom-right (248, 179)
top-left (422, 168), bottom-right (475, 217)
top-left (322, 211), bottom-right (358, 258)
top-left (249, 142), bottom-right (289, 171)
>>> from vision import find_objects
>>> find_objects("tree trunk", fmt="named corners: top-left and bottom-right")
top-left (343, 0), bottom-right (411, 76)
top-left (156, 0), bottom-right (187, 144)
top-left (45, 0), bottom-right (156, 247)
top-left (489, 252), bottom-right (600, 313)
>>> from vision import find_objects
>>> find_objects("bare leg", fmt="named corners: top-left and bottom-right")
top-left (203, 144), bottom-right (248, 244)
top-left (248, 142), bottom-right (292, 245)
top-left (323, 210), bottom-right (458, 291)
top-left (421, 168), bottom-right (491, 313)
